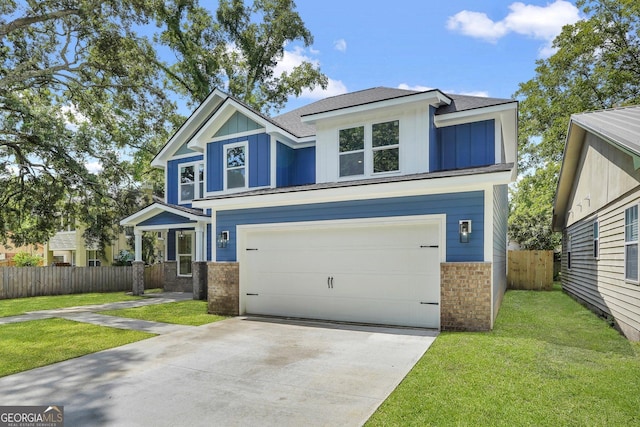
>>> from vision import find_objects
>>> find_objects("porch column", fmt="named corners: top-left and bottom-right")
top-left (195, 223), bottom-right (205, 262)
top-left (134, 227), bottom-right (143, 262)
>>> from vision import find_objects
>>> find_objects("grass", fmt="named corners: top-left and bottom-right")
top-left (0, 292), bottom-right (141, 317)
top-left (0, 318), bottom-right (154, 377)
top-left (367, 285), bottom-right (640, 426)
top-left (99, 300), bottom-right (227, 326)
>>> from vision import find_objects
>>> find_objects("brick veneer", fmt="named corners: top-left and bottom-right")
top-left (208, 262), bottom-right (239, 316)
top-left (163, 261), bottom-right (193, 292)
top-left (440, 262), bottom-right (492, 331)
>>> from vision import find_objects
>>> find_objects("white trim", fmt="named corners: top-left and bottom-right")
top-left (176, 230), bottom-right (195, 277)
top-left (223, 141), bottom-right (249, 191)
top-left (120, 203), bottom-right (207, 227)
top-left (484, 186), bottom-right (493, 262)
top-left (194, 170), bottom-right (513, 212)
top-left (209, 128), bottom-right (265, 143)
top-left (301, 90), bottom-right (451, 124)
top-left (167, 151), bottom-right (203, 162)
top-left (270, 135), bottom-right (277, 188)
top-left (178, 160), bottom-right (205, 205)
top-left (434, 102), bottom-right (517, 127)
top-left (237, 213), bottom-right (446, 316)
top-left (271, 135), bottom-right (316, 149)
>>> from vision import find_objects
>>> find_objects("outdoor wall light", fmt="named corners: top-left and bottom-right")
top-left (217, 230), bottom-right (229, 248)
top-left (459, 220), bottom-right (472, 243)
top-left (178, 230), bottom-right (184, 239)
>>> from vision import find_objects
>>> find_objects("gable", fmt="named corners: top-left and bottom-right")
top-left (138, 211), bottom-right (197, 227)
top-left (174, 141), bottom-right (196, 156)
top-left (214, 111), bottom-right (264, 138)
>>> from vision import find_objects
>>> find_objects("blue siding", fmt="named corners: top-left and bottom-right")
top-left (206, 133), bottom-right (270, 192)
top-left (167, 155), bottom-right (203, 205)
top-left (206, 224), bottom-right (212, 261)
top-left (167, 229), bottom-right (176, 261)
top-left (214, 111), bottom-right (262, 138)
top-left (138, 212), bottom-right (196, 226)
top-left (432, 120), bottom-right (495, 171)
top-left (276, 143), bottom-right (316, 187)
top-left (216, 191), bottom-right (484, 262)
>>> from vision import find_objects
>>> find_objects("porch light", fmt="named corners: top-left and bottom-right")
top-left (217, 230), bottom-right (229, 248)
top-left (178, 230), bottom-right (184, 239)
top-left (459, 220), bottom-right (472, 243)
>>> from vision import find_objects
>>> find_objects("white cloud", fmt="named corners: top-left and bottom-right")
top-left (397, 83), bottom-right (434, 92)
top-left (454, 90), bottom-right (490, 98)
top-left (85, 161), bottom-right (103, 174)
top-left (301, 78), bottom-right (348, 100)
top-left (59, 104), bottom-right (88, 131)
top-left (334, 39), bottom-right (347, 52)
top-left (447, 0), bottom-right (581, 56)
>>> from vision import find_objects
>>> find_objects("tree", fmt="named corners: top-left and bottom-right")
top-left (13, 252), bottom-right (43, 267)
top-left (511, 0), bottom-right (640, 248)
top-left (0, 0), bottom-right (176, 249)
top-left (1, 0), bottom-right (327, 252)
top-left (155, 0), bottom-right (327, 112)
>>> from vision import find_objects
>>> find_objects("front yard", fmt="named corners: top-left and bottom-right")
top-left (367, 285), bottom-right (640, 426)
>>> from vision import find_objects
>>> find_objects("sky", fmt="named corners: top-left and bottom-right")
top-left (268, 0), bottom-right (583, 113)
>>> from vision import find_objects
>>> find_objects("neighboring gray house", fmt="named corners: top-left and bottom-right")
top-left (553, 105), bottom-right (640, 341)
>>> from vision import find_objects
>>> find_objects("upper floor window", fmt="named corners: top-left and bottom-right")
top-left (225, 142), bottom-right (248, 190)
top-left (179, 162), bottom-right (204, 203)
top-left (625, 205), bottom-right (638, 282)
top-left (339, 120), bottom-right (399, 178)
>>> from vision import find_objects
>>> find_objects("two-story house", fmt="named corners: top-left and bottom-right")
top-left (121, 87), bottom-right (518, 331)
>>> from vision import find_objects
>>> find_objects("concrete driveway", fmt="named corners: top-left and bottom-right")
top-left (0, 316), bottom-right (437, 426)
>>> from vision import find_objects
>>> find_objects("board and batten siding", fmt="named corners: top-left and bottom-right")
top-left (166, 154), bottom-right (204, 206)
top-left (216, 191), bottom-right (485, 263)
top-left (562, 190), bottom-right (640, 341)
top-left (492, 184), bottom-right (508, 319)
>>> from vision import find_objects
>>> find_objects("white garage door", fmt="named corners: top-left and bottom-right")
top-left (240, 218), bottom-right (441, 328)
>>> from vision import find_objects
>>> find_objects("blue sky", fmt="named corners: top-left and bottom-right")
top-left (270, 0), bottom-right (582, 113)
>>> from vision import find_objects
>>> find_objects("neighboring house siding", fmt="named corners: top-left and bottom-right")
top-left (431, 120), bottom-right (495, 171)
top-left (216, 191), bottom-right (485, 262)
top-left (206, 133), bottom-right (271, 192)
top-left (167, 154), bottom-right (203, 205)
top-left (492, 184), bottom-right (508, 319)
top-left (276, 143), bottom-right (315, 187)
top-left (562, 191), bottom-right (640, 341)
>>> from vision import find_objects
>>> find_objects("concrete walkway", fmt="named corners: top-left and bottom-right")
top-left (0, 292), bottom-right (195, 334)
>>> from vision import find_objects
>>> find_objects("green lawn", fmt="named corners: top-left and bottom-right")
top-left (367, 285), bottom-right (640, 426)
top-left (0, 292), bottom-right (141, 317)
top-left (0, 318), bottom-right (154, 377)
top-left (99, 300), bottom-right (227, 326)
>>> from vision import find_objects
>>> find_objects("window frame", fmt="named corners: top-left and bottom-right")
top-left (176, 231), bottom-right (195, 277)
top-left (178, 161), bottom-right (205, 204)
top-left (625, 205), bottom-right (639, 283)
top-left (223, 141), bottom-right (249, 191)
top-left (337, 119), bottom-right (401, 179)
top-left (87, 250), bottom-right (101, 267)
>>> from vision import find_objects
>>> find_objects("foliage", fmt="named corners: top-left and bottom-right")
top-left (1, 0), bottom-right (326, 252)
top-left (367, 286), bottom-right (640, 426)
top-left (12, 251), bottom-right (42, 267)
top-left (112, 250), bottom-right (134, 266)
top-left (509, 164), bottom-right (562, 250)
top-left (510, 0), bottom-right (640, 248)
top-left (0, 0), bottom-right (176, 250)
top-left (155, 0), bottom-right (327, 113)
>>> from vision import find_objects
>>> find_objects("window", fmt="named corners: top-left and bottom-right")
top-left (179, 162), bottom-right (204, 203)
top-left (177, 231), bottom-right (193, 276)
top-left (225, 143), bottom-right (247, 190)
top-left (87, 250), bottom-right (101, 267)
top-left (339, 126), bottom-right (365, 177)
top-left (593, 220), bottom-right (599, 259)
top-left (372, 120), bottom-right (399, 173)
top-left (339, 120), bottom-right (400, 178)
top-left (625, 205), bottom-right (638, 281)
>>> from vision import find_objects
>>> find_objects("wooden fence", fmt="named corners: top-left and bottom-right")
top-left (144, 264), bottom-right (164, 290)
top-left (0, 266), bottom-right (133, 299)
top-left (507, 250), bottom-right (554, 290)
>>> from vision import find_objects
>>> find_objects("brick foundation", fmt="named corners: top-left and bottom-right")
top-left (441, 262), bottom-right (492, 331)
top-left (208, 262), bottom-right (239, 316)
top-left (132, 261), bottom-right (145, 296)
top-left (163, 261), bottom-right (193, 292)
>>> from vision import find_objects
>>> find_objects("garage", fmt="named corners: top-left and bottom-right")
top-left (238, 216), bottom-right (443, 328)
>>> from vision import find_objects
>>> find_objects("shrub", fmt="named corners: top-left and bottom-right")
top-left (13, 252), bottom-right (43, 267)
